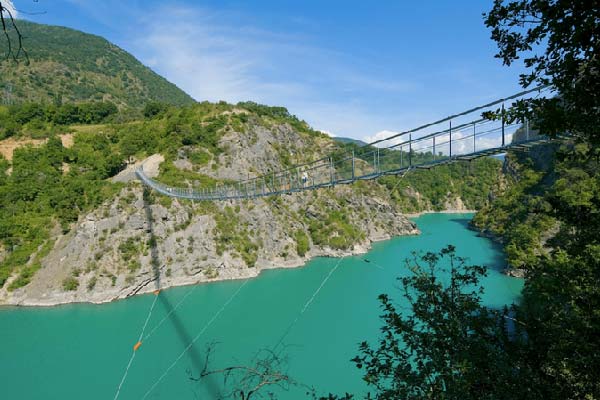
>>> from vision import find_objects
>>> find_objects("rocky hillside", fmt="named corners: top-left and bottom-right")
top-left (0, 97), bottom-right (507, 305)
top-left (472, 127), bottom-right (562, 271)
top-left (0, 13), bottom-right (511, 305)
top-left (0, 104), bottom-right (420, 305)
top-left (0, 20), bottom-right (194, 107)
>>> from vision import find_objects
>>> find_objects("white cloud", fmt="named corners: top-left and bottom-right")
top-left (360, 122), bottom-right (515, 156)
top-left (362, 130), bottom-right (404, 147)
top-left (130, 7), bottom-right (322, 104)
top-left (1, 0), bottom-right (17, 18)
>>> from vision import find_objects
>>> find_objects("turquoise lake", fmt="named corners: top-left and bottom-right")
top-left (0, 213), bottom-right (523, 399)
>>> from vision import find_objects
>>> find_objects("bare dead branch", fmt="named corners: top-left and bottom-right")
top-left (190, 342), bottom-right (300, 400)
top-left (0, 1), bottom-right (29, 62)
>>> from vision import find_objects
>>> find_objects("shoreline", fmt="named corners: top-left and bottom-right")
top-left (1, 210), bottom-right (478, 309)
top-left (404, 209), bottom-right (477, 218)
top-left (2, 245), bottom-right (374, 309)
top-left (2, 231), bottom-right (415, 309)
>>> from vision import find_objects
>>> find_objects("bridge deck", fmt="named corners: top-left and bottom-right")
top-left (136, 137), bottom-right (552, 201)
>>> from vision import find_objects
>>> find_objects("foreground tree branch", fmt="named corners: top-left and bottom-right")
top-left (484, 0), bottom-right (600, 144)
top-left (190, 343), bottom-right (298, 400)
top-left (0, 1), bottom-right (28, 61)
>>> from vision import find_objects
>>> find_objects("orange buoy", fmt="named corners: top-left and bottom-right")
top-left (153, 289), bottom-right (160, 295)
top-left (133, 341), bottom-right (142, 351)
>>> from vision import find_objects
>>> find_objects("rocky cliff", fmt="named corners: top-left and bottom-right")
top-left (1, 119), bottom-right (418, 306)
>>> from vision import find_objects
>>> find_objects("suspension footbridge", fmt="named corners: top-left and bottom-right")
top-left (137, 86), bottom-right (554, 201)
top-left (119, 86), bottom-right (557, 399)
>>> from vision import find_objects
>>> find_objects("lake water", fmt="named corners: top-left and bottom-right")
top-left (0, 213), bottom-right (522, 399)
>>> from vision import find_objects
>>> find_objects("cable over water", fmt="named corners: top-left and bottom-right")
top-left (142, 285), bottom-right (198, 344)
top-left (113, 292), bottom-right (160, 400)
top-left (274, 256), bottom-right (346, 351)
top-left (142, 279), bottom-right (250, 399)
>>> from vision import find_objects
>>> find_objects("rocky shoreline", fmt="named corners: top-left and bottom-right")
top-left (0, 175), bottom-right (422, 308)
top-left (0, 205), bottom-right (528, 308)
top-left (404, 209), bottom-right (477, 218)
top-left (1, 225), bottom-right (418, 308)
top-left (469, 222), bottom-right (527, 278)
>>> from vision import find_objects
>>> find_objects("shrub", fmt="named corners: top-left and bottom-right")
top-left (119, 236), bottom-right (141, 262)
top-left (87, 276), bottom-right (97, 291)
top-left (294, 230), bottom-right (310, 257)
top-left (62, 277), bottom-right (79, 291)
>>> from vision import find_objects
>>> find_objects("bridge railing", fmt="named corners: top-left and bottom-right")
top-left (138, 86), bottom-right (553, 201)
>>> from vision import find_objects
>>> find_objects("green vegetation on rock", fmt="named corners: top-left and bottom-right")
top-left (384, 157), bottom-right (502, 212)
top-left (473, 144), bottom-right (559, 268)
top-left (61, 276), bottom-right (79, 291)
top-left (309, 209), bottom-right (364, 250)
top-left (294, 230), bottom-right (310, 257)
top-left (0, 136), bottom-right (121, 287)
top-left (213, 206), bottom-right (259, 267)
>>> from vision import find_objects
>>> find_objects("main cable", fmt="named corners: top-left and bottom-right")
top-left (273, 256), bottom-right (345, 351)
top-left (113, 292), bottom-right (160, 400)
top-left (141, 278), bottom-right (249, 399)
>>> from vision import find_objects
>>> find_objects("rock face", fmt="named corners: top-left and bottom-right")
top-left (443, 195), bottom-right (467, 211)
top-left (198, 123), bottom-right (332, 180)
top-left (2, 183), bottom-right (418, 306)
top-left (1, 122), bottom-right (419, 306)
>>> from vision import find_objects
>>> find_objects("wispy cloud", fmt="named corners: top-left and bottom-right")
top-left (134, 8), bottom-right (309, 103)
top-left (121, 4), bottom-right (420, 139)
top-left (363, 130), bottom-right (401, 146)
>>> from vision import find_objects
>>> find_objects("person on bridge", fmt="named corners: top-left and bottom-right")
top-left (301, 171), bottom-right (308, 187)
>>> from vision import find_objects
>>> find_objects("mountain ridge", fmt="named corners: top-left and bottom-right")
top-left (0, 20), bottom-right (194, 107)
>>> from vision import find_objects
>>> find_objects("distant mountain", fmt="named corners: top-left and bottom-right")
top-left (334, 137), bottom-right (369, 146)
top-left (0, 20), bottom-right (194, 107)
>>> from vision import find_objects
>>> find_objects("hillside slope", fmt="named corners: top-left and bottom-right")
top-left (0, 100), bottom-right (505, 305)
top-left (0, 20), bottom-right (194, 107)
top-left (472, 133), bottom-right (562, 271)
top-left (0, 102), bottom-right (416, 305)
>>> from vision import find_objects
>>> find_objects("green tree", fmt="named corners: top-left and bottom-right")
top-left (349, 247), bottom-right (518, 400)
top-left (484, 0), bottom-right (600, 143)
top-left (46, 135), bottom-right (65, 169)
top-left (510, 143), bottom-right (600, 398)
top-left (475, 1), bottom-right (600, 398)
top-left (143, 101), bottom-right (169, 118)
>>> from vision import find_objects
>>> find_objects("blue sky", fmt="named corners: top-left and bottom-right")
top-left (10, 0), bottom-right (526, 141)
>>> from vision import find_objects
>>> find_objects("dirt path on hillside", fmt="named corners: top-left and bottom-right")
top-left (111, 154), bottom-right (164, 183)
top-left (0, 134), bottom-right (75, 161)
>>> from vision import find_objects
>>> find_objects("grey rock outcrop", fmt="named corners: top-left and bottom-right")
top-left (1, 121), bottom-right (419, 306)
